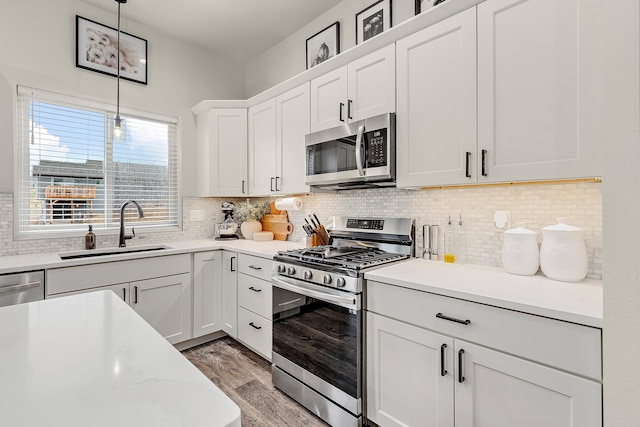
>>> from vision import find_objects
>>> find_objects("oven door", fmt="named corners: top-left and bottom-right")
top-left (271, 275), bottom-right (362, 415)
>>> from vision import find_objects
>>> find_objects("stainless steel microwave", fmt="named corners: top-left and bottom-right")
top-left (305, 113), bottom-right (396, 190)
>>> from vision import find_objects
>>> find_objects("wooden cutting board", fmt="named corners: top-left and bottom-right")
top-left (261, 213), bottom-right (294, 240)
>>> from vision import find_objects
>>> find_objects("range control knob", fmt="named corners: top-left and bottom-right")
top-left (323, 274), bottom-right (332, 285)
top-left (336, 277), bottom-right (346, 288)
top-left (303, 270), bottom-right (313, 280)
top-left (286, 266), bottom-right (296, 276)
top-left (277, 265), bottom-right (286, 273)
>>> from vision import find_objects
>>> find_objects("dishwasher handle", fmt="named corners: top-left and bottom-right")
top-left (0, 281), bottom-right (41, 295)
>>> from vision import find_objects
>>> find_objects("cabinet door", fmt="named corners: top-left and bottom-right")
top-left (276, 82), bottom-right (310, 194)
top-left (193, 251), bottom-right (222, 338)
top-left (222, 251), bottom-right (238, 338)
top-left (197, 108), bottom-right (248, 197)
top-left (310, 66), bottom-right (348, 132)
top-left (396, 7), bottom-right (477, 188)
top-left (131, 273), bottom-right (192, 345)
top-left (248, 99), bottom-right (277, 196)
top-left (348, 44), bottom-right (396, 122)
top-left (367, 312), bottom-right (454, 427)
top-left (477, 0), bottom-right (603, 182)
top-left (455, 340), bottom-right (602, 427)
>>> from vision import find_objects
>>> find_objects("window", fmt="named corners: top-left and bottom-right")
top-left (15, 86), bottom-right (180, 238)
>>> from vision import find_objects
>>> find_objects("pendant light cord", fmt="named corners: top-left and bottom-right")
top-left (116, 0), bottom-right (121, 122)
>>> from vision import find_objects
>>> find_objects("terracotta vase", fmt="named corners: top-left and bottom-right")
top-left (240, 219), bottom-right (262, 240)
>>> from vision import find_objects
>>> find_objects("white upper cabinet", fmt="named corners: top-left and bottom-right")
top-left (477, 0), bottom-right (603, 182)
top-left (310, 44), bottom-right (395, 133)
top-left (248, 83), bottom-right (310, 196)
top-left (396, 8), bottom-right (477, 188)
top-left (197, 108), bottom-right (248, 196)
top-left (276, 83), bottom-right (310, 195)
top-left (248, 99), bottom-right (278, 195)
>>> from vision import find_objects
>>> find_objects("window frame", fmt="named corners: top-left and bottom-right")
top-left (14, 86), bottom-right (182, 240)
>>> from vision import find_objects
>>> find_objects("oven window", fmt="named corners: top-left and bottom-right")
top-left (273, 294), bottom-right (360, 398)
top-left (306, 137), bottom-right (358, 175)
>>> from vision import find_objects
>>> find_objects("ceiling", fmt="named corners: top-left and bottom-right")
top-left (83, 0), bottom-right (343, 63)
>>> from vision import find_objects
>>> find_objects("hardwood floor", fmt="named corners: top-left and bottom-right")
top-left (182, 337), bottom-right (329, 427)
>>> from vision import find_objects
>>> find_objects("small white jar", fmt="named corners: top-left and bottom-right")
top-left (539, 218), bottom-right (588, 282)
top-left (502, 222), bottom-right (539, 276)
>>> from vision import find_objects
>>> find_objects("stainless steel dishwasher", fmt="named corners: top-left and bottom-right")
top-left (0, 271), bottom-right (45, 307)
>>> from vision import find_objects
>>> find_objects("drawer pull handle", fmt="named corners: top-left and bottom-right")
top-left (122, 287), bottom-right (127, 301)
top-left (458, 349), bottom-right (465, 383)
top-left (249, 322), bottom-right (262, 330)
top-left (134, 285), bottom-right (138, 304)
top-left (441, 344), bottom-right (448, 377)
top-left (249, 286), bottom-right (262, 293)
top-left (249, 265), bottom-right (262, 270)
top-left (436, 312), bottom-right (471, 325)
top-left (230, 257), bottom-right (236, 272)
top-left (465, 151), bottom-right (471, 178)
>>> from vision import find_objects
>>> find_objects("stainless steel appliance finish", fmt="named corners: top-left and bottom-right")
top-left (305, 113), bottom-right (396, 190)
top-left (272, 217), bottom-right (414, 427)
top-left (0, 271), bottom-right (45, 307)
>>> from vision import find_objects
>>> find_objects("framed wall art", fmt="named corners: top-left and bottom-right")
top-left (415, 0), bottom-right (448, 15)
top-left (76, 15), bottom-right (148, 85)
top-left (356, 0), bottom-right (392, 45)
top-left (306, 21), bottom-right (341, 69)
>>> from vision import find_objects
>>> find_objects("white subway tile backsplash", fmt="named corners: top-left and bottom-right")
top-left (0, 181), bottom-right (602, 279)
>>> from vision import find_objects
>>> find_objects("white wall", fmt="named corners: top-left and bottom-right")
top-left (245, 0), bottom-right (416, 96)
top-left (602, 1), bottom-right (640, 425)
top-left (0, 0), bottom-right (245, 196)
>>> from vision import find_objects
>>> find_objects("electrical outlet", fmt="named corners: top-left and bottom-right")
top-left (493, 211), bottom-right (511, 229)
top-left (189, 210), bottom-right (205, 222)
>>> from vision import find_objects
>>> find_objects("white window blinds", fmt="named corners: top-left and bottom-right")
top-left (15, 86), bottom-right (180, 237)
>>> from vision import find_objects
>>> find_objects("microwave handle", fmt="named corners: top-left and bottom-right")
top-left (355, 124), bottom-right (365, 177)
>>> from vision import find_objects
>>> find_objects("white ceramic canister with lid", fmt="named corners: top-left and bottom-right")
top-left (539, 218), bottom-right (588, 282)
top-left (501, 222), bottom-right (539, 276)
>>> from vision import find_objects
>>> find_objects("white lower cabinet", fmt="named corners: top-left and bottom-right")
top-left (222, 251), bottom-right (238, 338)
top-left (366, 281), bottom-right (602, 427)
top-left (193, 251), bottom-right (223, 338)
top-left (46, 254), bottom-right (192, 345)
top-left (367, 312), bottom-right (454, 427)
top-left (236, 253), bottom-right (272, 360)
top-left (130, 273), bottom-right (192, 345)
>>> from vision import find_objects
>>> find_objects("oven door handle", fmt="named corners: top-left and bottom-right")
top-left (272, 276), bottom-right (359, 310)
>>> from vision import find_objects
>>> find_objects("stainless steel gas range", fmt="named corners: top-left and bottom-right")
top-left (271, 217), bottom-right (415, 427)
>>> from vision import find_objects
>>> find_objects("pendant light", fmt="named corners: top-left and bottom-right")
top-left (114, 0), bottom-right (127, 138)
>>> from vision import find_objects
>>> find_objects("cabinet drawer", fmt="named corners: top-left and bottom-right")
top-left (238, 274), bottom-right (272, 318)
top-left (238, 254), bottom-right (272, 281)
top-left (238, 307), bottom-right (272, 360)
top-left (367, 281), bottom-right (602, 381)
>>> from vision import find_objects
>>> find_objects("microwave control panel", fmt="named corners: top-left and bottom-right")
top-left (365, 129), bottom-right (387, 167)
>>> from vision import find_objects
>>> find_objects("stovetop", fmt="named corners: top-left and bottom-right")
top-left (274, 245), bottom-right (408, 271)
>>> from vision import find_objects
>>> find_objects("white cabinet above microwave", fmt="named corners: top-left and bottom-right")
top-left (310, 44), bottom-right (395, 133)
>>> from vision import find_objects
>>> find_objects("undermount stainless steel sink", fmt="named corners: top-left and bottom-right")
top-left (59, 245), bottom-right (170, 260)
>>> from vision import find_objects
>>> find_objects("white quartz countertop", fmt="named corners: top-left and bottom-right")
top-left (0, 238), bottom-right (304, 274)
top-left (365, 259), bottom-right (603, 328)
top-left (0, 291), bottom-right (241, 427)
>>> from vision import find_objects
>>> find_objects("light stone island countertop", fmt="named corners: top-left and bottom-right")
top-left (0, 290), bottom-right (241, 427)
top-left (0, 238), bottom-right (305, 275)
top-left (365, 258), bottom-right (603, 328)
